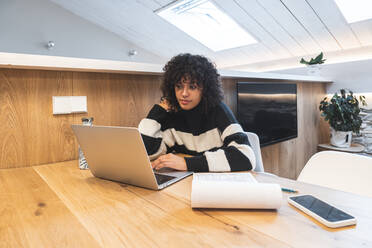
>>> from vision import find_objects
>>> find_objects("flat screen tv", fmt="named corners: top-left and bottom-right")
top-left (237, 82), bottom-right (297, 147)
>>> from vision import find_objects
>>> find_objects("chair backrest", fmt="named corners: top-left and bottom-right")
top-left (246, 132), bottom-right (264, 172)
top-left (297, 151), bottom-right (372, 198)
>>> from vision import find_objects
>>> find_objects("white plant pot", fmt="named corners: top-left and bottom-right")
top-left (307, 64), bottom-right (321, 76)
top-left (330, 128), bottom-right (352, 148)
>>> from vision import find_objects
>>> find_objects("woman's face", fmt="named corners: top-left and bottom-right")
top-left (175, 77), bottom-right (203, 110)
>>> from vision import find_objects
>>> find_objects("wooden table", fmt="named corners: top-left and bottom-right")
top-left (1, 160), bottom-right (371, 247)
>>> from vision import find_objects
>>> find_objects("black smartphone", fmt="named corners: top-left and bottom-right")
top-left (288, 195), bottom-right (356, 228)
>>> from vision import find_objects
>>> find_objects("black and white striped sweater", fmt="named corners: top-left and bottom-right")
top-left (138, 102), bottom-right (256, 172)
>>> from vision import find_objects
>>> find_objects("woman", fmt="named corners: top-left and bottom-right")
top-left (138, 53), bottom-right (256, 172)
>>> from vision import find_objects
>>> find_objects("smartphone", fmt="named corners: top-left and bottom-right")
top-left (288, 195), bottom-right (356, 228)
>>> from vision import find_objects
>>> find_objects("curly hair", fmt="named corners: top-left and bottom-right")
top-left (161, 53), bottom-right (224, 113)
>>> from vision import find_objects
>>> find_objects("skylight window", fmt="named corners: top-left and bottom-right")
top-left (334, 0), bottom-right (372, 23)
top-left (156, 0), bottom-right (257, 51)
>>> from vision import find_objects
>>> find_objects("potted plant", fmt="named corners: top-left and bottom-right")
top-left (319, 89), bottom-right (366, 147)
top-left (300, 52), bottom-right (326, 76)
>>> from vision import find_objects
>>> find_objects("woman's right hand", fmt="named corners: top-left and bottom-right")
top-left (159, 97), bottom-right (171, 111)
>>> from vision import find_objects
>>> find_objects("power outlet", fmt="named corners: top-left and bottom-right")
top-left (53, 96), bottom-right (87, 115)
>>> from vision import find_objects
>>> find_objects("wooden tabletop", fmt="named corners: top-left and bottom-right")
top-left (1, 160), bottom-right (371, 247)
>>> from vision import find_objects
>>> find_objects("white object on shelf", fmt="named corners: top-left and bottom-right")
top-left (363, 132), bottom-right (372, 152)
top-left (330, 128), bottom-right (352, 148)
top-left (52, 96), bottom-right (87, 115)
top-left (306, 64), bottom-right (321, 76)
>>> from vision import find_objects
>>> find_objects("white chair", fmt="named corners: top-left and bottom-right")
top-left (246, 132), bottom-right (264, 172)
top-left (297, 151), bottom-right (372, 198)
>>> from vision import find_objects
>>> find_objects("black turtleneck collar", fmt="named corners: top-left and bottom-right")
top-left (179, 101), bottom-right (203, 117)
top-left (177, 101), bottom-right (206, 134)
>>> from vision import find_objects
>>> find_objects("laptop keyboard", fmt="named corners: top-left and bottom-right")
top-left (154, 173), bottom-right (176, 185)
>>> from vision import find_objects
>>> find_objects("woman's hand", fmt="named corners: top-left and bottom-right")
top-left (151, 153), bottom-right (187, 171)
top-left (158, 97), bottom-right (171, 111)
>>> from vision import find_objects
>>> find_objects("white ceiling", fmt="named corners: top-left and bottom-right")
top-left (48, 0), bottom-right (372, 71)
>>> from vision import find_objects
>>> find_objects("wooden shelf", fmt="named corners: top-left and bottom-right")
top-left (317, 143), bottom-right (372, 158)
top-left (318, 143), bottom-right (365, 153)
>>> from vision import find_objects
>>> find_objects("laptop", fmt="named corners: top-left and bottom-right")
top-left (71, 125), bottom-right (192, 190)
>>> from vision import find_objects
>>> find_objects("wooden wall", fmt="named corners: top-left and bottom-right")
top-left (0, 68), bottom-right (328, 179)
top-left (223, 78), bottom-right (329, 179)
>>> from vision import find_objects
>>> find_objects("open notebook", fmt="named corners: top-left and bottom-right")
top-left (191, 173), bottom-right (282, 209)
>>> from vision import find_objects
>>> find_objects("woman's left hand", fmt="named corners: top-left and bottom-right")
top-left (151, 153), bottom-right (187, 171)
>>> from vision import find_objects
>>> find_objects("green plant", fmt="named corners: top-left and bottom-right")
top-left (319, 89), bottom-right (367, 133)
top-left (300, 52), bottom-right (326, 65)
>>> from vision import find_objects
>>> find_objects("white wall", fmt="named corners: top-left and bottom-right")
top-left (0, 0), bottom-right (166, 64)
top-left (268, 59), bottom-right (372, 107)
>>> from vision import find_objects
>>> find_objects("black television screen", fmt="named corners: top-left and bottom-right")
top-left (237, 82), bottom-right (297, 147)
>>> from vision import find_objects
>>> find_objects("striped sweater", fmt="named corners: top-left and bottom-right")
top-left (138, 102), bottom-right (256, 172)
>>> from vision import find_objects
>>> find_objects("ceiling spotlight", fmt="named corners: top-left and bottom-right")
top-left (46, 41), bottom-right (55, 50)
top-left (128, 49), bottom-right (138, 57)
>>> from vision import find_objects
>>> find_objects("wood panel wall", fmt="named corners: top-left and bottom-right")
top-left (0, 68), bottom-right (328, 179)
top-left (223, 78), bottom-right (329, 179)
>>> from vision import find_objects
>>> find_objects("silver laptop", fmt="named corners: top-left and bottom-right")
top-left (71, 125), bottom-right (192, 190)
